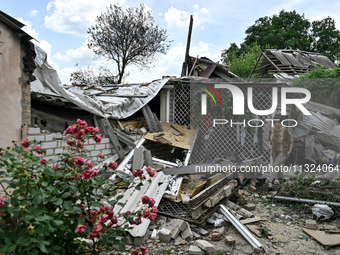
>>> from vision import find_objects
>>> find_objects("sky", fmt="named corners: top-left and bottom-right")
top-left (2, 0), bottom-right (340, 84)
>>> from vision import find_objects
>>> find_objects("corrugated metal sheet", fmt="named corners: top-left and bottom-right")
top-left (113, 172), bottom-right (169, 237)
top-left (31, 45), bottom-right (169, 119)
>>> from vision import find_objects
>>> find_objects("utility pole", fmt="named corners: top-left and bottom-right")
top-left (181, 15), bottom-right (193, 77)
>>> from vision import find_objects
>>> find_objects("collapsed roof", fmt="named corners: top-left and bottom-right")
top-left (31, 44), bottom-right (169, 120)
top-left (248, 49), bottom-right (337, 82)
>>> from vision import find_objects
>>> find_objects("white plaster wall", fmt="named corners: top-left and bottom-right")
top-left (0, 22), bottom-right (22, 148)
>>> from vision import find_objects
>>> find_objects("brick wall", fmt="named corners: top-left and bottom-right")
top-left (27, 127), bottom-right (116, 162)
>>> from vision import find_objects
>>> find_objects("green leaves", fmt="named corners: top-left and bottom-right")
top-left (32, 194), bottom-right (42, 205)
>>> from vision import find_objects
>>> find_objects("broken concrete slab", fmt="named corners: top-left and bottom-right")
top-left (195, 240), bottom-right (217, 255)
top-left (159, 228), bottom-right (172, 243)
top-left (188, 245), bottom-right (204, 255)
top-left (132, 147), bottom-right (144, 170)
top-left (143, 149), bottom-right (153, 168)
top-left (169, 219), bottom-right (187, 232)
top-left (306, 219), bottom-right (317, 230)
top-left (212, 232), bottom-right (221, 240)
top-left (245, 203), bottom-right (256, 211)
top-left (181, 222), bottom-right (193, 240)
top-left (213, 226), bottom-right (225, 236)
top-left (198, 228), bottom-right (208, 236)
top-left (162, 223), bottom-right (180, 240)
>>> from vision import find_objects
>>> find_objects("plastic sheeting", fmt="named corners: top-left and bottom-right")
top-left (31, 44), bottom-right (169, 119)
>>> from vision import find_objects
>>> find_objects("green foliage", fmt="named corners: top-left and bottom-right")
top-left (222, 43), bottom-right (262, 78)
top-left (292, 65), bottom-right (340, 108)
top-left (0, 121), bottom-right (154, 254)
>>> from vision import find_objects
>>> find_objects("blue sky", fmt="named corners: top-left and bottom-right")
top-left (2, 0), bottom-right (340, 84)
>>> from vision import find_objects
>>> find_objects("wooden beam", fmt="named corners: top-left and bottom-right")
top-left (181, 15), bottom-right (193, 77)
top-left (100, 118), bottom-right (125, 160)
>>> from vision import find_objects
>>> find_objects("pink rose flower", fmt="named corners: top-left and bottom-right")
top-left (142, 196), bottom-right (150, 204)
top-left (75, 225), bottom-right (87, 234)
top-left (109, 160), bottom-right (118, 170)
top-left (142, 208), bottom-right (150, 218)
top-left (93, 134), bottom-right (102, 143)
top-left (97, 153), bottom-right (103, 158)
top-left (35, 146), bottom-right (44, 155)
top-left (149, 212), bottom-right (157, 221)
top-left (149, 198), bottom-right (156, 207)
top-left (0, 197), bottom-right (4, 208)
top-left (74, 157), bottom-right (85, 167)
top-left (91, 169), bottom-right (98, 177)
top-left (21, 139), bottom-right (30, 148)
top-left (86, 162), bottom-right (93, 170)
top-left (141, 246), bottom-right (146, 254)
top-left (148, 169), bottom-right (156, 177)
top-left (81, 170), bottom-right (91, 179)
top-left (85, 126), bottom-right (94, 133)
top-left (40, 159), bottom-right (46, 165)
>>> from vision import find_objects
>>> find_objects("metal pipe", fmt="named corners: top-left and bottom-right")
top-left (152, 157), bottom-right (178, 167)
top-left (220, 205), bottom-right (263, 250)
top-left (267, 195), bottom-right (340, 207)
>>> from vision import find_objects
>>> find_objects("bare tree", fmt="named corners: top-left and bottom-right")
top-left (70, 64), bottom-right (118, 87)
top-left (87, 4), bottom-right (171, 84)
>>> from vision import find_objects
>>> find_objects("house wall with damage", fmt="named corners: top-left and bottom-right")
top-left (0, 21), bottom-right (23, 148)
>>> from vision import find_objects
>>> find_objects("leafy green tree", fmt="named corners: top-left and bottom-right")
top-left (221, 43), bottom-right (262, 78)
top-left (244, 10), bottom-right (312, 51)
top-left (311, 17), bottom-right (340, 62)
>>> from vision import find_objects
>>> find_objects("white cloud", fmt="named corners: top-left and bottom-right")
top-left (53, 40), bottom-right (97, 66)
top-left (200, 8), bottom-right (209, 14)
top-left (308, 15), bottom-right (325, 22)
top-left (164, 6), bottom-right (202, 28)
top-left (16, 18), bottom-right (39, 39)
top-left (194, 4), bottom-right (199, 11)
top-left (30, 10), bottom-right (39, 16)
top-left (44, 0), bottom-right (124, 36)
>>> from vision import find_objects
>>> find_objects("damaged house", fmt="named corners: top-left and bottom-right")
top-left (0, 10), bottom-right (36, 148)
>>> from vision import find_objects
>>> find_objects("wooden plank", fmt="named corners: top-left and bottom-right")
top-left (116, 119), bottom-right (125, 131)
top-left (144, 122), bottom-right (198, 150)
top-left (93, 115), bottom-right (106, 134)
top-left (100, 118), bottom-right (125, 160)
top-left (240, 217), bottom-right (262, 225)
top-left (246, 225), bottom-right (262, 237)
top-left (302, 228), bottom-right (340, 246)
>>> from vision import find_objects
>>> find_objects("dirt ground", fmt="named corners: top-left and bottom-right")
top-left (115, 181), bottom-right (340, 255)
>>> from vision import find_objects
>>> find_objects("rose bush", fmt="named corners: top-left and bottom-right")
top-left (0, 119), bottom-right (157, 254)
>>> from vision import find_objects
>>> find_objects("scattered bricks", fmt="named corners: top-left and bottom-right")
top-left (245, 203), bottom-right (256, 211)
top-left (181, 222), bottom-right (193, 240)
top-left (233, 179), bottom-right (238, 187)
top-left (159, 228), bottom-right (172, 243)
top-left (174, 235), bottom-right (183, 244)
top-left (210, 194), bottom-right (220, 207)
top-left (192, 231), bottom-right (201, 239)
top-left (225, 236), bottom-right (236, 246)
top-left (306, 219), bottom-right (317, 230)
top-left (249, 185), bottom-right (257, 192)
top-left (212, 232), bottom-right (221, 241)
top-left (188, 245), bottom-right (205, 255)
top-left (181, 194), bottom-right (190, 204)
top-left (45, 134), bottom-right (54, 141)
top-left (198, 228), bottom-right (208, 236)
top-left (28, 127), bottom-right (41, 135)
top-left (41, 141), bottom-right (57, 149)
top-left (95, 144), bottom-right (106, 150)
top-left (213, 226), bottom-right (225, 236)
top-left (223, 184), bottom-right (232, 197)
top-left (169, 219), bottom-right (187, 232)
top-left (183, 175), bottom-right (190, 183)
top-left (195, 240), bottom-right (217, 255)
top-left (238, 189), bottom-right (244, 196)
top-left (150, 229), bottom-right (158, 240)
top-left (203, 200), bottom-right (212, 208)
top-left (163, 223), bottom-right (180, 239)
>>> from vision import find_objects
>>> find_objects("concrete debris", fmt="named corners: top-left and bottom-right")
top-left (181, 193), bottom-right (190, 204)
top-left (198, 228), bottom-right (208, 236)
top-left (169, 219), bottom-right (187, 232)
top-left (188, 245), bottom-right (205, 255)
top-left (159, 228), bottom-right (172, 243)
top-left (195, 240), bottom-right (217, 255)
top-left (306, 219), bottom-right (317, 230)
top-left (212, 232), bottom-right (221, 240)
top-left (213, 226), bottom-right (225, 236)
top-left (181, 222), bottom-right (193, 240)
top-left (245, 203), bottom-right (256, 211)
top-left (224, 235), bottom-right (236, 246)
